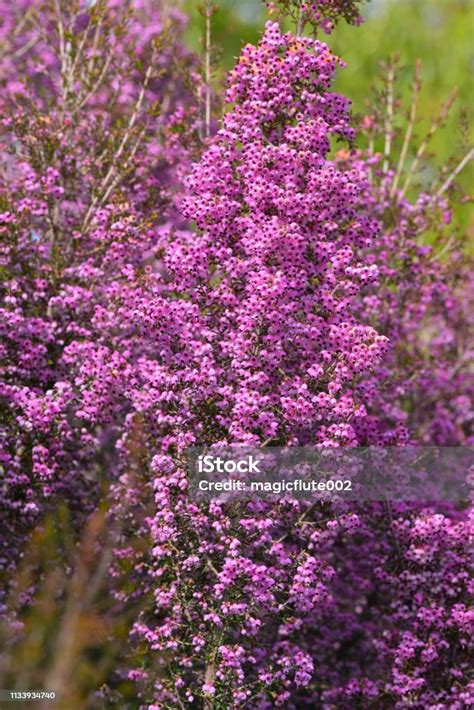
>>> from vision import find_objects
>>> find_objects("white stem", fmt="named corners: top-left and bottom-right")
top-left (434, 149), bottom-right (473, 198)
top-left (205, 2), bottom-right (212, 138)
top-left (390, 61), bottom-right (421, 198)
top-left (383, 64), bottom-right (395, 174)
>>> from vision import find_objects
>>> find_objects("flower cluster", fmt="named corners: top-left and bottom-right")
top-left (266, 0), bottom-right (365, 34)
top-left (173, 22), bottom-right (387, 448)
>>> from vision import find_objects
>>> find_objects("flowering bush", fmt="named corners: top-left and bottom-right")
top-left (0, 0), bottom-right (199, 573)
top-left (0, 1), bottom-right (472, 708)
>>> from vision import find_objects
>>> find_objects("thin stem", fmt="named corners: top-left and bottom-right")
top-left (204, 1), bottom-right (213, 138)
top-left (390, 60), bottom-right (421, 197)
top-left (197, 83), bottom-right (204, 141)
top-left (367, 133), bottom-right (375, 184)
top-left (87, 18), bottom-right (103, 76)
top-left (53, 0), bottom-right (65, 62)
top-left (296, 14), bottom-right (304, 37)
top-left (295, 0), bottom-right (306, 36)
top-left (399, 89), bottom-right (458, 202)
top-left (82, 62), bottom-right (153, 230)
top-left (72, 52), bottom-right (113, 114)
top-left (53, 0), bottom-right (77, 110)
top-left (382, 60), bottom-right (395, 175)
top-left (434, 148), bottom-right (473, 199)
top-left (99, 125), bottom-right (147, 207)
top-left (69, 13), bottom-right (93, 80)
top-left (434, 233), bottom-right (455, 260)
top-left (13, 6), bottom-right (36, 38)
top-left (12, 35), bottom-right (39, 59)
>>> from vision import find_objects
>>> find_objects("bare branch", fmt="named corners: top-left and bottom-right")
top-left (73, 52), bottom-right (113, 114)
top-left (204, 1), bottom-right (212, 138)
top-left (399, 89), bottom-right (458, 202)
top-left (390, 59), bottom-right (421, 197)
top-left (434, 148), bottom-right (473, 199)
top-left (382, 59), bottom-right (395, 175)
top-left (11, 35), bottom-right (39, 59)
top-left (82, 62), bottom-right (155, 230)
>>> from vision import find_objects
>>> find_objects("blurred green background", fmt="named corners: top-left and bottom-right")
top-left (183, 0), bottom-right (473, 221)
